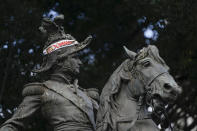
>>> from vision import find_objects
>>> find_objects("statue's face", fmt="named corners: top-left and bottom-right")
top-left (61, 54), bottom-right (82, 75)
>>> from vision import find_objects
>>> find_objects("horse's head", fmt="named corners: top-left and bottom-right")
top-left (123, 45), bottom-right (182, 110)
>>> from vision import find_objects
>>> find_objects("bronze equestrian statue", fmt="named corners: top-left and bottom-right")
top-left (96, 45), bottom-right (182, 131)
top-left (0, 15), bottom-right (99, 131)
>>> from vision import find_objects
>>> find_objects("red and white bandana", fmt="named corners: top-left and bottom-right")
top-left (43, 40), bottom-right (78, 55)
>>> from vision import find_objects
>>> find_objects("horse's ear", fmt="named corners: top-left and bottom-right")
top-left (123, 46), bottom-right (136, 60)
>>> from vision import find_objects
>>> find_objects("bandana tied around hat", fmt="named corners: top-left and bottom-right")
top-left (43, 39), bottom-right (78, 55)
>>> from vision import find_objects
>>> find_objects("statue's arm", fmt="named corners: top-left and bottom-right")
top-left (0, 83), bottom-right (44, 131)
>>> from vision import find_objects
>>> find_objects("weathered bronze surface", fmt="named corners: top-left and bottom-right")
top-left (0, 15), bottom-right (99, 131)
top-left (96, 45), bottom-right (182, 131)
top-left (0, 14), bottom-right (182, 131)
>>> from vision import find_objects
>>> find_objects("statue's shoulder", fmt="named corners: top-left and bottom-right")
top-left (22, 82), bottom-right (45, 97)
top-left (85, 88), bottom-right (99, 102)
top-left (84, 88), bottom-right (100, 110)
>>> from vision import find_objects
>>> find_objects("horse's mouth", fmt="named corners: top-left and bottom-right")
top-left (166, 95), bottom-right (177, 104)
top-left (151, 95), bottom-right (176, 116)
top-left (151, 97), bottom-right (166, 113)
top-left (158, 94), bottom-right (177, 105)
top-left (151, 93), bottom-right (176, 106)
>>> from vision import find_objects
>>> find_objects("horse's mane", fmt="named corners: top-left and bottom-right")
top-left (98, 59), bottom-right (129, 129)
top-left (100, 59), bottom-right (129, 104)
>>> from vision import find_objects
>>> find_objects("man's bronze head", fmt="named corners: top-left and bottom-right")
top-left (33, 15), bottom-right (92, 75)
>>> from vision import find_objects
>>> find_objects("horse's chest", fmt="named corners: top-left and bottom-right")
top-left (117, 119), bottom-right (160, 131)
top-left (115, 98), bottom-right (159, 131)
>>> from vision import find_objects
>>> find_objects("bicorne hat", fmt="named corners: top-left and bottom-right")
top-left (33, 14), bottom-right (92, 73)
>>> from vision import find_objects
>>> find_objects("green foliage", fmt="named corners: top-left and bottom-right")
top-left (0, 0), bottom-right (197, 130)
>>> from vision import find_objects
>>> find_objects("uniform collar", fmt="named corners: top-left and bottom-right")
top-left (50, 73), bottom-right (73, 84)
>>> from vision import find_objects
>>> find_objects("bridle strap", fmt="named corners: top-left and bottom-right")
top-left (145, 71), bottom-right (168, 90)
top-left (132, 67), bottom-right (168, 91)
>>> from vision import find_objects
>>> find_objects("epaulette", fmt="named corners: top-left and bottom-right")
top-left (22, 82), bottom-right (45, 97)
top-left (85, 88), bottom-right (100, 103)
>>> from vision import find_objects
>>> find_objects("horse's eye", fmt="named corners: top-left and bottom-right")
top-left (143, 61), bottom-right (151, 67)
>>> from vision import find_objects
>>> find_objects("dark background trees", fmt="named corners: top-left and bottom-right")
top-left (0, 0), bottom-right (196, 130)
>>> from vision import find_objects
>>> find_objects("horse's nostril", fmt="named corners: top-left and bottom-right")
top-left (164, 83), bottom-right (172, 90)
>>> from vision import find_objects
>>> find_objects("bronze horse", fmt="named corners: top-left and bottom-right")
top-left (96, 45), bottom-right (182, 131)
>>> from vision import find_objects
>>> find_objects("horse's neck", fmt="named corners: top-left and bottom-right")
top-left (115, 81), bottom-right (140, 118)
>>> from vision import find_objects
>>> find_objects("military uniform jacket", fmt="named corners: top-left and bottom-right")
top-left (0, 79), bottom-right (99, 131)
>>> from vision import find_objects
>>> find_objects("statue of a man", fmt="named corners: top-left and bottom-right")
top-left (0, 15), bottom-right (99, 131)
